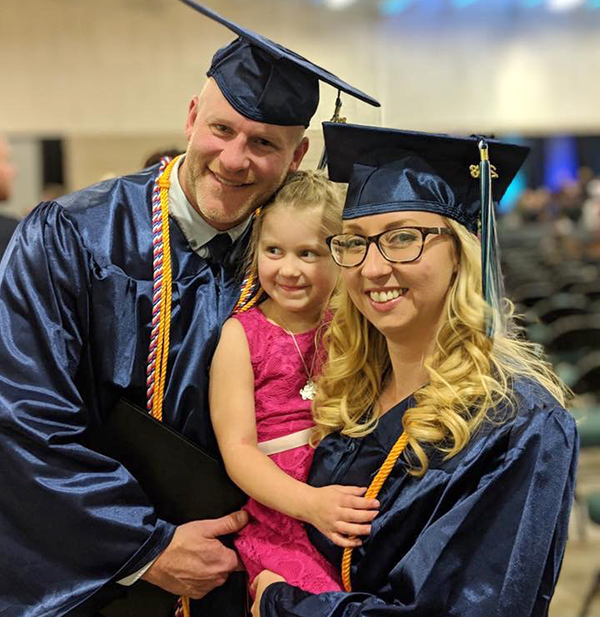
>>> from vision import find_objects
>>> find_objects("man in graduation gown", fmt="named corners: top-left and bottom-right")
top-left (0, 2), bottom-right (379, 616)
top-left (0, 136), bottom-right (19, 258)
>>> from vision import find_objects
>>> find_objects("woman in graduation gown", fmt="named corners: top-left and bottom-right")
top-left (253, 123), bottom-right (579, 617)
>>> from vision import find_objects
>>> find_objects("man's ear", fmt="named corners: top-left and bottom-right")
top-left (289, 136), bottom-right (309, 172)
top-left (184, 96), bottom-right (201, 142)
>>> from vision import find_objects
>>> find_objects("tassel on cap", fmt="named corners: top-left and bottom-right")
top-left (318, 91), bottom-right (346, 170)
top-left (478, 139), bottom-right (504, 338)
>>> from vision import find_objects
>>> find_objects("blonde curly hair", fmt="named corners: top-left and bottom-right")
top-left (311, 216), bottom-right (568, 476)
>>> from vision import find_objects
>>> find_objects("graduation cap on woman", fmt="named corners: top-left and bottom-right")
top-left (177, 0), bottom-right (380, 127)
top-left (323, 122), bottom-right (529, 336)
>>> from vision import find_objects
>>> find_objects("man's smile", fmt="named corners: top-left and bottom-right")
top-left (209, 169), bottom-right (253, 189)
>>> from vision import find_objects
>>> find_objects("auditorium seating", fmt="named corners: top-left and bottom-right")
top-left (500, 222), bottom-right (600, 405)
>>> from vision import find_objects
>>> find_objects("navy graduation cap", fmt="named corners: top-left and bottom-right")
top-left (323, 122), bottom-right (529, 336)
top-left (323, 122), bottom-right (528, 230)
top-left (177, 0), bottom-right (380, 127)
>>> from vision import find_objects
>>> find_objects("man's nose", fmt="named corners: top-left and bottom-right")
top-left (219, 136), bottom-right (251, 173)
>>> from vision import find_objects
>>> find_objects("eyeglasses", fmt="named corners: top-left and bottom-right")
top-left (326, 226), bottom-right (455, 268)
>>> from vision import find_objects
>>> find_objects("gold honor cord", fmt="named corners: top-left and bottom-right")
top-left (150, 158), bottom-right (192, 617)
top-left (233, 207), bottom-right (263, 314)
top-left (152, 158), bottom-right (176, 422)
top-left (341, 431), bottom-right (409, 592)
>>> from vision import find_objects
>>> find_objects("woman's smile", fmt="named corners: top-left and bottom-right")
top-left (365, 287), bottom-right (409, 311)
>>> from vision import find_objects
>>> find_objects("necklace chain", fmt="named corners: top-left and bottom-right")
top-left (275, 309), bottom-right (319, 400)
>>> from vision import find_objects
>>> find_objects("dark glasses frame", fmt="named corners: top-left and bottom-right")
top-left (326, 226), bottom-right (455, 268)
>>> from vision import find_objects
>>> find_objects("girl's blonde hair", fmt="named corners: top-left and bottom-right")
top-left (242, 170), bottom-right (345, 284)
top-left (312, 216), bottom-right (569, 476)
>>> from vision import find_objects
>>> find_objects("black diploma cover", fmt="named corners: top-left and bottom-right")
top-left (86, 399), bottom-right (248, 617)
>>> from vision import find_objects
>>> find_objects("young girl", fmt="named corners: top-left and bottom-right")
top-left (209, 170), bottom-right (380, 594)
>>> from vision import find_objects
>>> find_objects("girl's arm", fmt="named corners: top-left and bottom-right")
top-left (210, 318), bottom-right (379, 548)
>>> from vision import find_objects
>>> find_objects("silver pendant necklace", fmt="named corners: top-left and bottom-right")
top-left (275, 309), bottom-right (319, 401)
top-left (299, 379), bottom-right (317, 402)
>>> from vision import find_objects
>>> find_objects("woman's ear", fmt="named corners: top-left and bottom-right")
top-left (449, 252), bottom-right (460, 285)
top-left (451, 235), bottom-right (460, 277)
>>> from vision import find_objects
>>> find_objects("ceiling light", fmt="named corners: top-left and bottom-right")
top-left (324, 0), bottom-right (360, 9)
top-left (547, 0), bottom-right (586, 11)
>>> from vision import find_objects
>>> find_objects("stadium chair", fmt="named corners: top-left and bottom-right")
top-left (531, 293), bottom-right (590, 325)
top-left (552, 267), bottom-right (596, 293)
top-left (577, 492), bottom-right (600, 617)
top-left (509, 281), bottom-right (555, 308)
top-left (571, 280), bottom-right (600, 303)
top-left (545, 315), bottom-right (600, 365)
top-left (572, 352), bottom-right (600, 398)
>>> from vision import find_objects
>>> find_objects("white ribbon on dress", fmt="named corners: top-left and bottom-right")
top-left (257, 427), bottom-right (313, 456)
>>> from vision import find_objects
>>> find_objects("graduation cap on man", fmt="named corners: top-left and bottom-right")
top-left (177, 0), bottom-right (380, 130)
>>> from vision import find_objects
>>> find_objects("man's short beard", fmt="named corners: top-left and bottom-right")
top-left (187, 163), bottom-right (289, 230)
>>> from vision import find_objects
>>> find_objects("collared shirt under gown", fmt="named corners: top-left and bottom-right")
top-left (0, 166), bottom-right (251, 616)
top-left (261, 378), bottom-right (578, 617)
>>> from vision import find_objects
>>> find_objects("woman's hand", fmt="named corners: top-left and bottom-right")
top-left (303, 485), bottom-right (379, 548)
top-left (251, 570), bottom-right (286, 617)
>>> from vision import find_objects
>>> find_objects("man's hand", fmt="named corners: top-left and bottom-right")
top-left (142, 510), bottom-right (248, 599)
top-left (250, 570), bottom-right (286, 617)
top-left (303, 485), bottom-right (379, 548)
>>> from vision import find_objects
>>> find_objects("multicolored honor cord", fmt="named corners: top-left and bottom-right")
top-left (144, 156), bottom-right (192, 617)
top-left (146, 156), bottom-right (178, 421)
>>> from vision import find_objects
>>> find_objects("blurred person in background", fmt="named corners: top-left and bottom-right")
top-left (557, 181), bottom-right (583, 225)
top-left (40, 182), bottom-right (66, 203)
top-left (581, 178), bottom-right (600, 232)
top-left (515, 187), bottom-right (555, 224)
top-left (0, 136), bottom-right (19, 258)
top-left (143, 148), bottom-right (186, 168)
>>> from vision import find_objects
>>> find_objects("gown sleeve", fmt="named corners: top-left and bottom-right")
top-left (0, 203), bottom-right (174, 616)
top-left (260, 401), bottom-right (578, 617)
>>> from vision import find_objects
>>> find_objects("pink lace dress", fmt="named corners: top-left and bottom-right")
top-left (232, 306), bottom-right (342, 594)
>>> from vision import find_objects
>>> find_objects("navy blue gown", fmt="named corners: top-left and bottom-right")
top-left (0, 166), bottom-right (250, 616)
top-left (261, 378), bottom-right (578, 617)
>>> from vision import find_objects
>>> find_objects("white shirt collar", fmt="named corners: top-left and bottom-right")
top-left (167, 155), bottom-right (252, 257)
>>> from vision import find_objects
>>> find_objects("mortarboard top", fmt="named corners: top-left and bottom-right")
top-left (323, 122), bottom-right (528, 232)
top-left (177, 0), bottom-right (380, 127)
